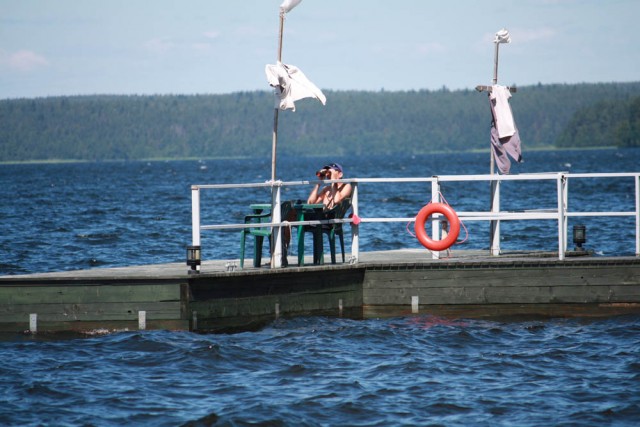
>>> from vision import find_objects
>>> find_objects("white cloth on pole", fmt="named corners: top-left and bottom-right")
top-left (490, 124), bottom-right (522, 175)
top-left (490, 85), bottom-right (516, 138)
top-left (488, 86), bottom-right (523, 174)
top-left (280, 0), bottom-right (302, 13)
top-left (265, 62), bottom-right (326, 111)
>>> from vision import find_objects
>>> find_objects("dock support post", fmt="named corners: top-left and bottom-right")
top-left (192, 311), bottom-right (198, 331)
top-left (339, 299), bottom-right (343, 316)
top-left (275, 303), bottom-right (280, 319)
top-left (411, 296), bottom-right (419, 313)
top-left (138, 311), bottom-right (146, 330)
top-left (29, 313), bottom-right (37, 333)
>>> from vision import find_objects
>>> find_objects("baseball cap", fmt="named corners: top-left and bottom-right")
top-left (323, 162), bottom-right (343, 173)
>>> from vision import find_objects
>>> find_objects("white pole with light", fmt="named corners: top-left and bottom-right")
top-left (490, 29), bottom-right (510, 256)
top-left (490, 28), bottom-right (511, 175)
top-left (270, 0), bottom-right (302, 268)
top-left (271, 0), bottom-right (301, 182)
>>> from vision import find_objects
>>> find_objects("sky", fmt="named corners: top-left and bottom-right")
top-left (1, 0), bottom-right (639, 99)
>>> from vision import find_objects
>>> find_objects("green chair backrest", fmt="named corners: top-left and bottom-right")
top-left (324, 197), bottom-right (351, 221)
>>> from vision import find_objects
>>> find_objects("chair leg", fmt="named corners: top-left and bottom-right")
top-left (314, 228), bottom-right (324, 264)
top-left (329, 230), bottom-right (336, 264)
top-left (240, 230), bottom-right (246, 269)
top-left (254, 235), bottom-right (264, 267)
top-left (297, 226), bottom-right (305, 266)
top-left (281, 237), bottom-right (288, 267)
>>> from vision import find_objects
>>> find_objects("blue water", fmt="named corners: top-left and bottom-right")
top-left (1, 149), bottom-right (638, 275)
top-left (1, 149), bottom-right (640, 425)
top-left (2, 316), bottom-right (640, 426)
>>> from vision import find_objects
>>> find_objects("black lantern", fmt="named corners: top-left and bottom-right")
top-left (573, 225), bottom-right (586, 251)
top-left (186, 245), bottom-right (201, 274)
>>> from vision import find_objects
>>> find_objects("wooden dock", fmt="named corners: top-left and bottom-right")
top-left (1, 249), bottom-right (640, 334)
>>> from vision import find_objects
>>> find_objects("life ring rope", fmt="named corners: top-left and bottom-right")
top-left (414, 201), bottom-right (461, 252)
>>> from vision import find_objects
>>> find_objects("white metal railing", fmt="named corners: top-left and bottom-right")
top-left (191, 172), bottom-right (640, 268)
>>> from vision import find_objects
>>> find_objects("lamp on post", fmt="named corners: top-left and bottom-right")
top-left (186, 245), bottom-right (201, 274)
top-left (573, 225), bottom-right (586, 251)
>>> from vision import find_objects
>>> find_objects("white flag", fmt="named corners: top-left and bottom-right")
top-left (265, 62), bottom-right (326, 111)
top-left (280, 0), bottom-right (302, 13)
top-left (494, 28), bottom-right (511, 44)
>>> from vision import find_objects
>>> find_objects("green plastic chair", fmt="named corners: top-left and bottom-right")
top-left (301, 198), bottom-right (352, 265)
top-left (239, 201), bottom-right (293, 268)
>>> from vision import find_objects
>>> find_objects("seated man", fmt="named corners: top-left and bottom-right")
top-left (282, 162), bottom-right (352, 265)
top-left (307, 162), bottom-right (352, 209)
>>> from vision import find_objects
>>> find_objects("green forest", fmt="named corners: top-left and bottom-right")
top-left (1, 82), bottom-right (639, 162)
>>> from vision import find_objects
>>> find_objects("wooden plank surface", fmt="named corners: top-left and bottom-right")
top-left (2, 249), bottom-right (637, 280)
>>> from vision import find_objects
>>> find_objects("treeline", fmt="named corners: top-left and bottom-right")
top-left (1, 82), bottom-right (639, 162)
top-left (556, 95), bottom-right (640, 148)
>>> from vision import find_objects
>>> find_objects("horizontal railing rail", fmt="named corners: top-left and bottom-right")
top-left (190, 172), bottom-right (640, 269)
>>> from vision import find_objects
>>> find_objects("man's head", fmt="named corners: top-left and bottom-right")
top-left (323, 162), bottom-right (343, 177)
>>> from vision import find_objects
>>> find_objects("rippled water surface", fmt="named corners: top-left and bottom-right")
top-left (2, 316), bottom-right (640, 426)
top-left (1, 149), bottom-right (640, 425)
top-left (1, 149), bottom-right (639, 274)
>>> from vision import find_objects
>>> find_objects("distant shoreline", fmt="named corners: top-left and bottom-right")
top-left (0, 146), bottom-right (622, 166)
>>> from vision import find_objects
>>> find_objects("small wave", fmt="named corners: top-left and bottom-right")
top-left (0, 262), bottom-right (28, 275)
top-left (180, 412), bottom-right (219, 427)
top-left (75, 232), bottom-right (121, 245)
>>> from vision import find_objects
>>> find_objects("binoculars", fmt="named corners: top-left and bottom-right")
top-left (316, 168), bottom-right (330, 179)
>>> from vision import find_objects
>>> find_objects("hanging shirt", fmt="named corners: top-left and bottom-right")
top-left (490, 85), bottom-right (516, 138)
top-left (490, 124), bottom-right (522, 175)
top-left (488, 86), bottom-right (523, 174)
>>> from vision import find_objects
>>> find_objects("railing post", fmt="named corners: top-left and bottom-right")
top-left (271, 182), bottom-right (282, 268)
top-left (490, 177), bottom-right (501, 256)
top-left (431, 178), bottom-right (441, 260)
top-left (191, 185), bottom-right (201, 270)
top-left (557, 174), bottom-right (566, 260)
top-left (636, 174), bottom-right (640, 256)
top-left (351, 182), bottom-right (360, 261)
top-left (563, 175), bottom-right (570, 252)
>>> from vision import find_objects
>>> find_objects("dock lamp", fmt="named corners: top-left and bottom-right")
top-left (186, 245), bottom-right (201, 274)
top-left (573, 225), bottom-right (586, 251)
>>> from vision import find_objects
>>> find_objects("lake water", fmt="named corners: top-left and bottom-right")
top-left (1, 149), bottom-right (638, 274)
top-left (2, 316), bottom-right (640, 426)
top-left (1, 149), bottom-right (640, 426)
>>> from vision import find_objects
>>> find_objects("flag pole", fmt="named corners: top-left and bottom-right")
top-left (270, 5), bottom-right (287, 268)
top-left (489, 38), bottom-right (500, 255)
top-left (475, 29), bottom-right (513, 256)
top-left (490, 42), bottom-right (499, 175)
top-left (271, 9), bottom-right (285, 182)
top-left (489, 29), bottom-right (509, 256)
top-left (266, 0), bottom-right (311, 267)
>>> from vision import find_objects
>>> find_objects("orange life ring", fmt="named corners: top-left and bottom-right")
top-left (414, 203), bottom-right (460, 251)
